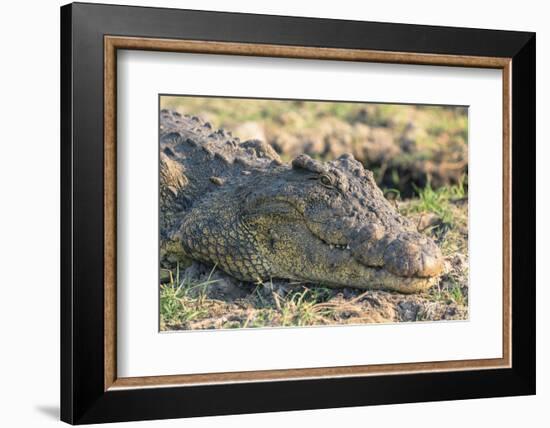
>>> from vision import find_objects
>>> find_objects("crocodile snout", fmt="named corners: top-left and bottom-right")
top-left (350, 225), bottom-right (444, 279)
top-left (382, 232), bottom-right (444, 278)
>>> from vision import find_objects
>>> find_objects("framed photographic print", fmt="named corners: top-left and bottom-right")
top-left (60, 2), bottom-right (536, 424)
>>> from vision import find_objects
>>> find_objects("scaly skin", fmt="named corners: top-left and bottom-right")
top-left (160, 109), bottom-right (444, 293)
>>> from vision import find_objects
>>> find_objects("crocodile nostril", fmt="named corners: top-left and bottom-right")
top-left (382, 232), bottom-right (444, 278)
top-left (419, 250), bottom-right (444, 277)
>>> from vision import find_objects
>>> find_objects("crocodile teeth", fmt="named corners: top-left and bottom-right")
top-left (327, 243), bottom-right (350, 250)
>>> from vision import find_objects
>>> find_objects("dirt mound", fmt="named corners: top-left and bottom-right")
top-left (266, 118), bottom-right (467, 197)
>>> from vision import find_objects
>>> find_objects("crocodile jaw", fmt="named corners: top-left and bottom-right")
top-left (268, 225), bottom-right (442, 293)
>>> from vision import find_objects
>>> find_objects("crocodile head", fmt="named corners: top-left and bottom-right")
top-left (180, 153), bottom-right (444, 293)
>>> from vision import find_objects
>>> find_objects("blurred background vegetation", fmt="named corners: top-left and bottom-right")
top-left (160, 96), bottom-right (468, 198)
top-left (159, 96), bottom-right (469, 330)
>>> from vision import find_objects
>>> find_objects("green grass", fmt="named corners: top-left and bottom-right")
top-left (449, 283), bottom-right (466, 306)
top-left (160, 96), bottom-right (466, 143)
top-left (160, 267), bottom-right (377, 330)
top-left (275, 286), bottom-right (337, 327)
top-left (160, 263), bottom-right (334, 330)
top-left (428, 276), bottom-right (467, 306)
top-left (404, 175), bottom-right (467, 226)
top-left (160, 263), bottom-right (221, 329)
top-left (238, 283), bottom-right (341, 328)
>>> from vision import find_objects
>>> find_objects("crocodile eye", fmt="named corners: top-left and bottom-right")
top-left (319, 175), bottom-right (333, 187)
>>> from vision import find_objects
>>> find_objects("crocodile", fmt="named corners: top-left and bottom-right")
top-left (160, 109), bottom-right (444, 293)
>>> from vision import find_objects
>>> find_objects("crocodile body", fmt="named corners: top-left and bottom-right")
top-left (160, 109), bottom-right (443, 293)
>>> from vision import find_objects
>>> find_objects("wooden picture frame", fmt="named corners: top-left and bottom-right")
top-left (61, 2), bottom-right (535, 424)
